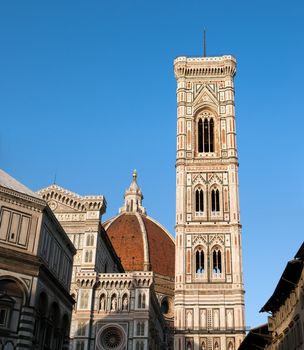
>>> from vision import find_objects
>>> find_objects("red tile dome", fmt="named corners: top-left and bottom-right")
top-left (104, 212), bottom-right (175, 278)
top-left (103, 171), bottom-right (175, 278)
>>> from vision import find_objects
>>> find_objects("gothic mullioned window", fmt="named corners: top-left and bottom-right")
top-left (195, 249), bottom-right (205, 273)
top-left (86, 234), bottom-right (94, 246)
top-left (137, 294), bottom-right (141, 308)
top-left (84, 250), bottom-right (93, 263)
top-left (198, 118), bottom-right (214, 153)
top-left (137, 293), bottom-right (146, 309)
top-left (211, 189), bottom-right (220, 212)
top-left (79, 291), bottom-right (89, 309)
top-left (212, 248), bottom-right (222, 274)
top-left (136, 321), bottom-right (145, 336)
top-left (195, 189), bottom-right (204, 212)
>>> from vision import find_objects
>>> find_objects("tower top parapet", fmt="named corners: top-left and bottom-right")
top-left (174, 55), bottom-right (236, 79)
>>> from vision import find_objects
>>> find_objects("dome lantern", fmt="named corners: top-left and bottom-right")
top-left (119, 170), bottom-right (146, 215)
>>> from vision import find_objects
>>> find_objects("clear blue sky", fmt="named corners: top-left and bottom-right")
top-left (1, 0), bottom-right (303, 329)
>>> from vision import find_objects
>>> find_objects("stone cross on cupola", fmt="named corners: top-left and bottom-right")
top-left (119, 170), bottom-right (146, 215)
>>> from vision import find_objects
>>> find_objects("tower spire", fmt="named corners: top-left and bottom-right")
top-left (203, 29), bottom-right (206, 57)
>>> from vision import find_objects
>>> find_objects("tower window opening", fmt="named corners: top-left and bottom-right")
top-left (198, 119), bottom-right (203, 152)
top-left (136, 322), bottom-right (140, 336)
top-left (195, 189), bottom-right (204, 212)
top-left (137, 293), bottom-right (142, 308)
top-left (142, 293), bottom-right (146, 308)
top-left (198, 117), bottom-right (214, 153)
top-left (212, 249), bottom-right (222, 273)
top-left (211, 189), bottom-right (220, 212)
top-left (86, 234), bottom-right (94, 246)
top-left (137, 293), bottom-right (146, 308)
top-left (196, 249), bottom-right (205, 273)
top-left (140, 322), bottom-right (145, 336)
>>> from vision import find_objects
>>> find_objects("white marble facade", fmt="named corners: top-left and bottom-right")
top-left (38, 185), bottom-right (167, 350)
top-left (173, 55), bottom-right (246, 350)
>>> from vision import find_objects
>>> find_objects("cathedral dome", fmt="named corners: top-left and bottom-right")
top-left (103, 171), bottom-right (175, 278)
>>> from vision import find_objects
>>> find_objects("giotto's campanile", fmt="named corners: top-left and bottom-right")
top-left (174, 54), bottom-right (245, 350)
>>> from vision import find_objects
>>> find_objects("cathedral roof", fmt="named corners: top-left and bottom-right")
top-left (0, 169), bottom-right (42, 201)
top-left (103, 172), bottom-right (175, 278)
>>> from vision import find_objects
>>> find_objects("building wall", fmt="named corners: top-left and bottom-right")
top-left (0, 183), bottom-right (74, 350)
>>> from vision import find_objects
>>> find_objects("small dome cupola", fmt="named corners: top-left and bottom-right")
top-left (119, 170), bottom-right (146, 215)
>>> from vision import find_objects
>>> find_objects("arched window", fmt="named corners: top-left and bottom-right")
top-left (198, 118), bottom-right (214, 153)
top-left (138, 293), bottom-right (146, 309)
top-left (198, 119), bottom-right (203, 152)
top-left (161, 298), bottom-right (169, 314)
top-left (201, 341), bottom-right (206, 350)
top-left (195, 249), bottom-right (205, 273)
top-left (140, 322), bottom-right (145, 336)
top-left (85, 250), bottom-right (93, 263)
top-left (137, 294), bottom-right (142, 308)
top-left (80, 291), bottom-right (89, 309)
top-left (212, 249), bottom-right (222, 273)
top-left (187, 341), bottom-right (192, 350)
top-left (211, 189), bottom-right (220, 212)
top-left (86, 234), bottom-right (94, 246)
top-left (136, 322), bottom-right (141, 336)
top-left (195, 189), bottom-right (204, 212)
top-left (0, 279), bottom-right (24, 330)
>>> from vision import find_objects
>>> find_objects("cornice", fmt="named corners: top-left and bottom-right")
top-left (37, 184), bottom-right (106, 214)
top-left (174, 56), bottom-right (236, 79)
top-left (0, 187), bottom-right (45, 212)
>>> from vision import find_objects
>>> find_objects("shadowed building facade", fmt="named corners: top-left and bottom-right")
top-left (173, 54), bottom-right (246, 349)
top-left (0, 170), bottom-right (75, 350)
top-left (239, 242), bottom-right (304, 350)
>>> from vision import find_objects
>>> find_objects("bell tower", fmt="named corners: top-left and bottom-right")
top-left (174, 54), bottom-right (245, 350)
